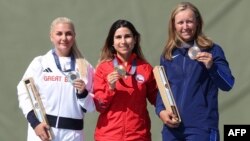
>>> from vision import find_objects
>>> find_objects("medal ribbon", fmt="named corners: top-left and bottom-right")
top-left (113, 57), bottom-right (136, 76)
top-left (52, 49), bottom-right (75, 72)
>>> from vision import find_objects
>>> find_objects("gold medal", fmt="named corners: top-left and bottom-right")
top-left (115, 65), bottom-right (126, 76)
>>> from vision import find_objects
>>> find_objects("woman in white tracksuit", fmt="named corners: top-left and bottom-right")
top-left (17, 17), bottom-right (95, 141)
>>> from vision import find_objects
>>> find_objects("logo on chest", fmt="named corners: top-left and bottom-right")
top-left (135, 74), bottom-right (145, 83)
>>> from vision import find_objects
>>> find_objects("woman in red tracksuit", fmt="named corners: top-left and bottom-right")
top-left (93, 19), bottom-right (158, 141)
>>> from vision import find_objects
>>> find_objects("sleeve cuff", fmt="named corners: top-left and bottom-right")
top-left (156, 106), bottom-right (166, 117)
top-left (76, 89), bottom-right (88, 99)
top-left (27, 110), bottom-right (40, 129)
top-left (208, 64), bottom-right (217, 75)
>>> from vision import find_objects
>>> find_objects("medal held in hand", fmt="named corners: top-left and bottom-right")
top-left (188, 42), bottom-right (201, 60)
top-left (115, 65), bottom-right (126, 76)
top-left (113, 57), bottom-right (136, 77)
top-left (67, 71), bottom-right (80, 83)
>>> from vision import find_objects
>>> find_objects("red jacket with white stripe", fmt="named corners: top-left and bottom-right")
top-left (93, 54), bottom-right (157, 141)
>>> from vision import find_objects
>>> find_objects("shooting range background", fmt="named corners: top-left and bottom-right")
top-left (0, 0), bottom-right (249, 140)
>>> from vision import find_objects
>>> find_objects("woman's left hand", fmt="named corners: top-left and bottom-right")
top-left (196, 52), bottom-right (213, 69)
top-left (73, 79), bottom-right (86, 94)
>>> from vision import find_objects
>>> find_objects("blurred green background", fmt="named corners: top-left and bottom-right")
top-left (1, 0), bottom-right (249, 140)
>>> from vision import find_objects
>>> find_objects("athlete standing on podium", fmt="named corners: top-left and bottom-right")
top-left (93, 19), bottom-right (158, 141)
top-left (17, 17), bottom-right (95, 141)
top-left (155, 2), bottom-right (235, 141)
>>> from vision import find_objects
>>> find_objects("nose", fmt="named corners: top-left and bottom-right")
top-left (62, 34), bottom-right (67, 40)
top-left (121, 37), bottom-right (126, 43)
top-left (183, 22), bottom-right (189, 29)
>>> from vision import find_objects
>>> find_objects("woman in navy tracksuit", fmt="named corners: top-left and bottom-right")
top-left (155, 2), bottom-right (235, 141)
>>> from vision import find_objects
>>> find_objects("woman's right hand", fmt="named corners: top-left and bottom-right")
top-left (159, 110), bottom-right (180, 128)
top-left (34, 122), bottom-right (51, 141)
top-left (107, 71), bottom-right (121, 90)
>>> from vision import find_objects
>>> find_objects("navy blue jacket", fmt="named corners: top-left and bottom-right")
top-left (155, 43), bottom-right (234, 131)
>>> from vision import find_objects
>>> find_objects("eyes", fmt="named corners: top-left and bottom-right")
top-left (114, 34), bottom-right (133, 39)
top-left (55, 31), bottom-right (74, 37)
top-left (176, 19), bottom-right (195, 25)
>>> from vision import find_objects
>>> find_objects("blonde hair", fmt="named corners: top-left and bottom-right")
top-left (50, 17), bottom-right (88, 78)
top-left (163, 2), bottom-right (213, 60)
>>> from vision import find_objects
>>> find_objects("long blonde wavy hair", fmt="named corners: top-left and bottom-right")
top-left (163, 2), bottom-right (213, 60)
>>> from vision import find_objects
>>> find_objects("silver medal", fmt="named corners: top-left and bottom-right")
top-left (67, 71), bottom-right (80, 83)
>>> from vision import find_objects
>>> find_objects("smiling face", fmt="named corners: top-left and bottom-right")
top-left (50, 22), bottom-right (75, 56)
top-left (113, 27), bottom-right (136, 61)
top-left (174, 8), bottom-right (197, 42)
